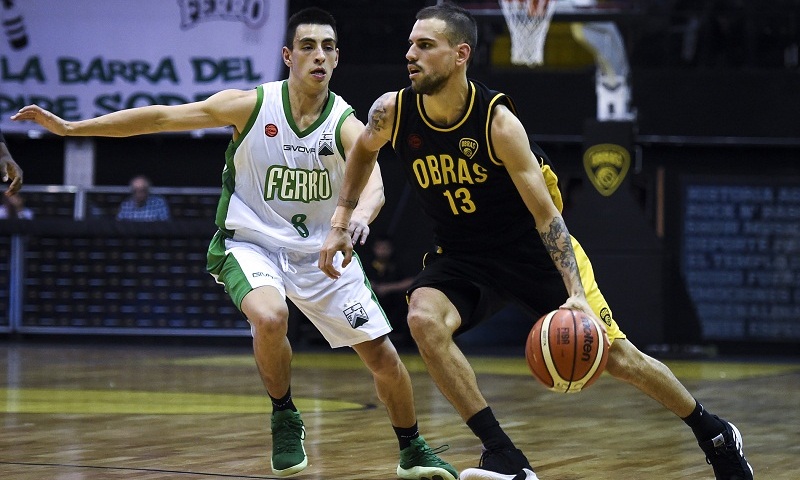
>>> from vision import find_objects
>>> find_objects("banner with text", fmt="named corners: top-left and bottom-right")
top-left (0, 0), bottom-right (287, 135)
top-left (682, 176), bottom-right (800, 342)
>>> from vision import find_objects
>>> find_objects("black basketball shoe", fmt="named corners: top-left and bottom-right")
top-left (699, 416), bottom-right (754, 480)
top-left (460, 447), bottom-right (539, 480)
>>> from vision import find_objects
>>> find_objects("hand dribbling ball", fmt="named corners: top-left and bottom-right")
top-left (525, 308), bottom-right (609, 393)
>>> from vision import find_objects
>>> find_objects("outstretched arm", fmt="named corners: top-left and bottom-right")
top-left (319, 91), bottom-right (396, 279)
top-left (10, 89), bottom-right (257, 138)
top-left (491, 105), bottom-right (591, 313)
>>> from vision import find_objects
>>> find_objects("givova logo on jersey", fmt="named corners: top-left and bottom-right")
top-left (280, 132), bottom-right (334, 157)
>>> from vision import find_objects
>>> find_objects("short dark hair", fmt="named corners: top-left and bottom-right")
top-left (416, 2), bottom-right (477, 52)
top-left (285, 7), bottom-right (337, 48)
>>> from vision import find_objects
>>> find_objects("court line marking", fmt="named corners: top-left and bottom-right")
top-left (0, 461), bottom-right (273, 478)
top-left (0, 388), bottom-right (370, 414)
top-left (171, 353), bottom-right (800, 380)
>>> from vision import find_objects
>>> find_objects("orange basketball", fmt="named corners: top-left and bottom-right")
top-left (525, 308), bottom-right (609, 393)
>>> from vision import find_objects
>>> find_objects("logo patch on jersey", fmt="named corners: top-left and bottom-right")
top-left (599, 307), bottom-right (612, 327)
top-left (265, 124), bottom-right (278, 137)
top-left (459, 138), bottom-right (479, 159)
top-left (407, 134), bottom-right (423, 150)
top-left (343, 302), bottom-right (369, 329)
top-left (583, 143), bottom-right (630, 197)
top-left (318, 132), bottom-right (335, 156)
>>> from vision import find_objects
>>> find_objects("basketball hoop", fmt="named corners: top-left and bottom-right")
top-left (499, 0), bottom-right (558, 66)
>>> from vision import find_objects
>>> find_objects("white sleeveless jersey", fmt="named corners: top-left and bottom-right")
top-left (216, 80), bottom-right (354, 254)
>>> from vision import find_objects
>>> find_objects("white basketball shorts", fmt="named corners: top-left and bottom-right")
top-left (209, 235), bottom-right (392, 348)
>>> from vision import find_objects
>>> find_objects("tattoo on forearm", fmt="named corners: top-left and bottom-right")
top-left (337, 196), bottom-right (359, 209)
top-left (539, 217), bottom-right (583, 285)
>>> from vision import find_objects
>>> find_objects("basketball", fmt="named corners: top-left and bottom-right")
top-left (525, 308), bottom-right (609, 393)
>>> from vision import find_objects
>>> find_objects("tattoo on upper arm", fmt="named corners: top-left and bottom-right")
top-left (539, 217), bottom-right (582, 282)
top-left (366, 98), bottom-right (389, 134)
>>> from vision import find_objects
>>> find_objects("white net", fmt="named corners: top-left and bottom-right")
top-left (499, 0), bottom-right (558, 66)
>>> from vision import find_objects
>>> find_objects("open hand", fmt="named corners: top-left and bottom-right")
top-left (11, 105), bottom-right (69, 136)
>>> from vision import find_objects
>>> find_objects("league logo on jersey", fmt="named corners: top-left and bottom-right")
top-left (582, 143), bottom-right (630, 196)
top-left (318, 132), bottom-right (335, 156)
top-left (599, 307), bottom-right (612, 327)
top-left (343, 302), bottom-right (369, 329)
top-left (459, 138), bottom-right (479, 159)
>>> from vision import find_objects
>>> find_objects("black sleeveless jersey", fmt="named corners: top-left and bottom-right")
top-left (390, 80), bottom-right (538, 252)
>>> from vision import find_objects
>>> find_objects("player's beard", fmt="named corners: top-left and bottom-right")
top-left (410, 70), bottom-right (447, 95)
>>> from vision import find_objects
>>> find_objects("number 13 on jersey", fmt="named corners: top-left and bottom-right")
top-left (443, 188), bottom-right (476, 215)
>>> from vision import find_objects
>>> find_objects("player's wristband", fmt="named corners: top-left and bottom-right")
top-left (331, 221), bottom-right (349, 230)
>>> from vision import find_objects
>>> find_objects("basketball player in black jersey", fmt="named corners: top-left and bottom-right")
top-left (320, 3), bottom-right (753, 480)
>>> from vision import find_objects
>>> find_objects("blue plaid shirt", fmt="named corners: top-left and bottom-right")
top-left (116, 195), bottom-right (171, 222)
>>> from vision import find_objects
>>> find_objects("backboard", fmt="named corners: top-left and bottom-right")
top-left (450, 0), bottom-right (642, 119)
top-left (453, 0), bottom-right (644, 23)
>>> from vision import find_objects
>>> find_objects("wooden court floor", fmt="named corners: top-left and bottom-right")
top-left (1, 339), bottom-right (798, 479)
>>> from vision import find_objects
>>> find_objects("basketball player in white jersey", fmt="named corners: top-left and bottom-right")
top-left (11, 8), bottom-right (457, 480)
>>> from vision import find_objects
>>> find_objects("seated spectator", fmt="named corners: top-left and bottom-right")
top-left (361, 235), bottom-right (415, 347)
top-left (0, 193), bottom-right (34, 220)
top-left (117, 175), bottom-right (170, 221)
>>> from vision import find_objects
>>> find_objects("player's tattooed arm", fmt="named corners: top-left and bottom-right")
top-left (539, 217), bottom-right (583, 288)
top-left (367, 100), bottom-right (388, 134)
top-left (364, 92), bottom-right (397, 141)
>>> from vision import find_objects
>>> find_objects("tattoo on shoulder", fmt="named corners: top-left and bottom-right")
top-left (366, 97), bottom-right (390, 134)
